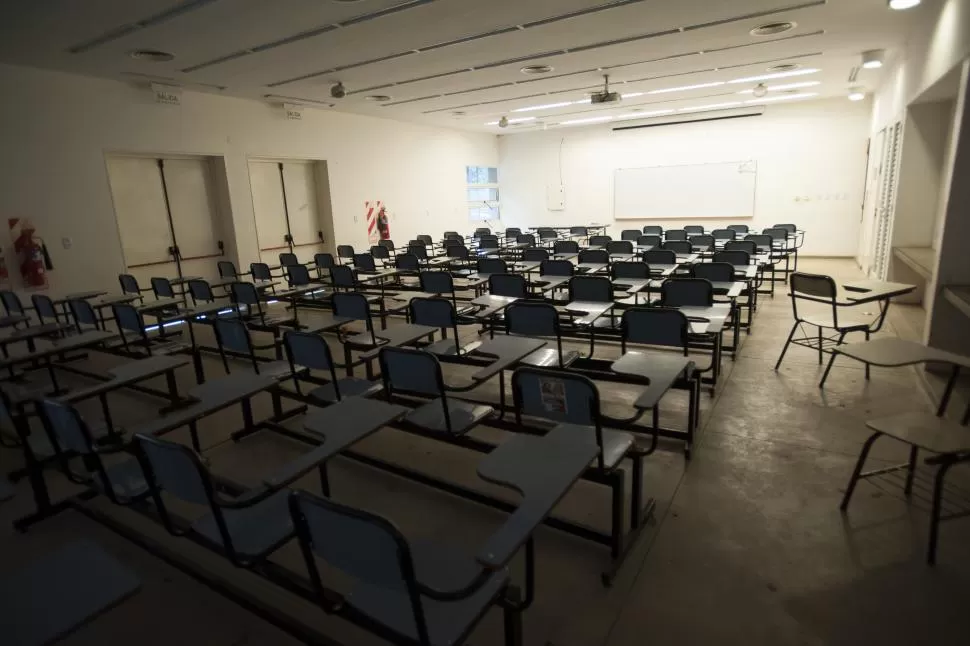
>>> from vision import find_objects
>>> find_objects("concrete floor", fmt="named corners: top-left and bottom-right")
top-left (2, 257), bottom-right (969, 645)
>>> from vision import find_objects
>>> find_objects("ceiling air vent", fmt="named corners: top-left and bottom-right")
top-left (750, 22), bottom-right (796, 36)
top-left (129, 50), bottom-right (175, 62)
top-left (767, 63), bottom-right (800, 72)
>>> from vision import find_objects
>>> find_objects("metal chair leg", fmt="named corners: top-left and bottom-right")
top-left (928, 460), bottom-right (955, 565)
top-left (904, 446), bottom-right (918, 496)
top-left (864, 329), bottom-right (871, 379)
top-left (774, 321), bottom-right (798, 370)
top-left (840, 432), bottom-right (881, 510)
top-left (817, 326), bottom-right (823, 364)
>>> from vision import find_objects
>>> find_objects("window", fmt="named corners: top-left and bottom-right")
top-left (466, 165), bottom-right (499, 221)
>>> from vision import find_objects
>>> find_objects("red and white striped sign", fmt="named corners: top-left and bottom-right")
top-left (365, 200), bottom-right (383, 245)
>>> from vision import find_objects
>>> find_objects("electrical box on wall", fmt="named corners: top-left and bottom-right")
top-left (546, 184), bottom-right (565, 211)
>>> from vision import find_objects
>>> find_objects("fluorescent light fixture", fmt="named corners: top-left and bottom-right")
top-left (560, 116), bottom-right (614, 125)
top-left (678, 102), bottom-right (742, 112)
top-left (729, 68), bottom-right (820, 84)
top-left (614, 109), bottom-right (677, 119)
top-left (512, 101), bottom-right (574, 112)
top-left (621, 92), bottom-right (646, 99)
top-left (889, 0), bottom-right (920, 9)
top-left (738, 81), bottom-right (821, 94)
top-left (744, 92), bottom-right (818, 104)
top-left (862, 50), bottom-right (885, 69)
top-left (848, 87), bottom-right (866, 101)
top-left (647, 81), bottom-right (726, 94)
top-left (485, 116), bottom-right (536, 125)
top-left (144, 320), bottom-right (185, 333)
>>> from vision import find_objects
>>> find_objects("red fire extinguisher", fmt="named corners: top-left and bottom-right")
top-left (376, 206), bottom-right (390, 240)
top-left (14, 222), bottom-right (50, 288)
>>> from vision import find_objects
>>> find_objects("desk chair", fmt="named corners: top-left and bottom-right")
top-left (478, 236), bottom-right (501, 256)
top-left (417, 234), bottom-right (434, 249)
top-left (230, 281), bottom-right (295, 329)
top-left (119, 274), bottom-right (149, 299)
top-left (279, 252), bottom-right (300, 268)
top-left (478, 258), bottom-right (508, 275)
top-left (522, 248), bottom-right (549, 262)
top-left (689, 234), bottom-right (714, 251)
top-left (37, 399), bottom-right (147, 506)
top-left (419, 271), bottom-right (475, 316)
top-left (620, 229), bottom-right (641, 242)
top-left (134, 434), bottom-right (296, 568)
top-left (611, 261), bottom-right (650, 305)
top-left (684, 225), bottom-right (704, 235)
top-left (218, 260), bottom-right (242, 279)
top-left (691, 262), bottom-right (734, 284)
top-left (150, 277), bottom-right (177, 301)
top-left (283, 330), bottom-right (379, 402)
top-left (212, 317), bottom-right (298, 380)
top-left (411, 297), bottom-right (470, 356)
top-left (662, 240), bottom-right (692, 255)
top-left (445, 246), bottom-right (473, 269)
top-left (723, 240), bottom-right (757, 255)
top-left (289, 490), bottom-right (520, 646)
top-left (578, 249), bottom-right (609, 265)
top-left (745, 233), bottom-right (773, 250)
top-left (538, 229), bottom-right (558, 247)
top-left (637, 235), bottom-right (661, 249)
top-left (665, 230), bottom-right (687, 241)
top-left (337, 245), bottom-right (355, 264)
top-left (621, 307), bottom-right (689, 355)
top-left (250, 262), bottom-right (273, 283)
top-left (516, 234), bottom-right (537, 248)
top-left (395, 254), bottom-right (421, 289)
top-left (68, 299), bottom-right (101, 332)
top-left (489, 274), bottom-right (528, 299)
top-left (554, 240), bottom-right (579, 255)
top-left (353, 253), bottom-right (377, 273)
top-left (712, 250), bottom-right (751, 267)
top-left (589, 235), bottom-right (612, 247)
top-left (570, 226), bottom-right (588, 238)
top-left (506, 302), bottom-right (578, 368)
top-left (643, 225), bottom-right (663, 235)
top-left (727, 224), bottom-right (749, 235)
top-left (314, 253), bottom-right (336, 281)
top-left (378, 239), bottom-right (396, 252)
top-left (643, 249), bottom-right (675, 265)
top-left (31, 294), bottom-right (59, 326)
top-left (188, 279), bottom-right (219, 305)
top-left (379, 346), bottom-right (493, 434)
top-left (568, 275), bottom-right (615, 349)
top-left (370, 245), bottom-right (392, 267)
top-left (474, 227), bottom-right (491, 238)
top-left (332, 291), bottom-right (380, 344)
top-left (443, 231), bottom-right (461, 240)
top-left (607, 240), bottom-right (634, 255)
top-left (284, 264), bottom-right (323, 300)
top-left (773, 223), bottom-right (801, 270)
top-left (774, 272), bottom-right (874, 372)
top-left (505, 227), bottom-right (522, 239)
top-left (660, 278), bottom-right (713, 308)
top-left (112, 303), bottom-right (186, 357)
top-left (512, 367), bottom-right (633, 472)
top-left (408, 243), bottom-right (430, 263)
top-left (538, 260), bottom-right (573, 300)
top-left (712, 229), bottom-right (736, 241)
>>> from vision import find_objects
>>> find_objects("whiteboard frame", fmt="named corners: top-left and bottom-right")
top-left (612, 160), bottom-right (758, 221)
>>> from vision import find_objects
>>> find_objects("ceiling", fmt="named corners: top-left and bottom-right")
top-left (0, 0), bottom-right (933, 132)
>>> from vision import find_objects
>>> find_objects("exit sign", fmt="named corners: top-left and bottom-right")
top-left (151, 82), bottom-right (181, 106)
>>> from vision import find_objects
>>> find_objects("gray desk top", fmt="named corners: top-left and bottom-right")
top-left (576, 263), bottom-right (608, 274)
top-left (611, 277), bottom-right (652, 293)
top-left (841, 280), bottom-right (916, 304)
top-left (129, 372), bottom-right (276, 437)
top-left (532, 275), bottom-right (571, 292)
top-left (471, 294), bottom-right (519, 320)
top-left (137, 298), bottom-right (182, 313)
top-left (866, 411), bottom-right (970, 453)
top-left (469, 336), bottom-right (546, 381)
top-left (305, 316), bottom-right (354, 334)
top-left (476, 433), bottom-right (597, 567)
top-left (835, 338), bottom-right (970, 368)
top-left (647, 264), bottom-right (678, 277)
top-left (61, 289), bottom-right (108, 302)
top-left (92, 294), bottom-right (141, 309)
top-left (565, 300), bottom-right (613, 325)
top-left (261, 398), bottom-right (409, 488)
top-left (169, 276), bottom-right (202, 286)
top-left (610, 253), bottom-right (638, 261)
top-left (358, 324), bottom-right (438, 359)
top-left (61, 355), bottom-right (189, 404)
top-left (356, 268), bottom-right (403, 282)
top-left (552, 252), bottom-right (579, 260)
top-left (0, 322), bottom-right (69, 346)
top-left (511, 261), bottom-right (542, 273)
top-left (0, 539), bottom-right (141, 646)
top-left (0, 314), bottom-right (29, 329)
top-left (611, 351), bottom-right (694, 409)
top-left (677, 304), bottom-right (731, 334)
top-left (0, 330), bottom-right (116, 369)
top-left (709, 281), bottom-right (745, 298)
top-left (389, 291), bottom-right (438, 303)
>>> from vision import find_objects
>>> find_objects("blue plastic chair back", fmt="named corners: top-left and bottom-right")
top-left (744, 234), bottom-right (773, 250)
top-left (724, 241), bottom-right (757, 255)
top-left (395, 254), bottom-right (420, 271)
top-left (662, 240), bottom-right (692, 254)
top-left (337, 245), bottom-right (355, 259)
top-left (611, 261), bottom-right (649, 280)
top-left (188, 279), bottom-right (215, 303)
top-left (522, 248), bottom-right (549, 262)
top-left (478, 237), bottom-right (500, 251)
top-left (69, 299), bottom-right (98, 328)
top-left (642, 225), bottom-right (663, 235)
top-left (288, 264), bottom-right (312, 286)
top-left (215, 317), bottom-right (253, 355)
top-left (250, 263), bottom-right (272, 281)
top-left (284, 331), bottom-right (334, 371)
top-left (31, 294), bottom-right (58, 323)
top-left (637, 235), bottom-right (661, 248)
top-left (727, 224), bottom-right (749, 234)
top-left (713, 250), bottom-right (751, 267)
top-left (446, 246), bottom-right (470, 260)
top-left (332, 292), bottom-right (370, 322)
top-left (230, 282), bottom-right (260, 306)
top-left (665, 230), bottom-right (687, 241)
top-left (136, 435), bottom-right (210, 505)
top-left (353, 254), bottom-right (376, 272)
top-left (623, 307), bottom-right (688, 349)
top-left (113, 303), bottom-right (143, 334)
top-left (607, 240), bottom-right (633, 255)
top-left (371, 246), bottom-right (390, 260)
top-left (578, 249), bottom-right (608, 264)
top-left (660, 278), bottom-right (714, 307)
top-left (620, 229), bottom-right (641, 241)
top-left (151, 277), bottom-right (175, 299)
top-left (40, 399), bottom-right (92, 454)
top-left (588, 235), bottom-right (611, 247)
top-left (692, 262), bottom-right (734, 282)
top-left (712, 229), bottom-right (736, 240)
top-left (489, 274), bottom-right (527, 298)
top-left (569, 276), bottom-right (612, 303)
top-left (553, 240), bottom-right (579, 254)
top-left (477, 258), bottom-right (507, 274)
top-left (540, 259), bottom-right (574, 277)
top-left (410, 298), bottom-right (455, 329)
top-left (690, 234), bottom-right (715, 249)
top-left (280, 253), bottom-right (299, 267)
top-left (643, 249), bottom-right (676, 265)
top-left (119, 274), bottom-right (141, 295)
top-left (217, 261), bottom-right (238, 278)
top-left (330, 265), bottom-right (356, 289)
top-left (379, 347), bottom-right (441, 397)
top-left (419, 271), bottom-right (454, 295)
top-left (513, 368), bottom-right (598, 426)
top-left (315, 253), bottom-right (335, 270)
top-left (506, 302), bottom-right (558, 337)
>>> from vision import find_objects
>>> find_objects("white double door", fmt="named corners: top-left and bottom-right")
top-left (248, 160), bottom-right (334, 266)
top-left (106, 154), bottom-right (224, 288)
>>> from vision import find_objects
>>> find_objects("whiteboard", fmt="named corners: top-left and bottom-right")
top-left (613, 161), bottom-right (757, 220)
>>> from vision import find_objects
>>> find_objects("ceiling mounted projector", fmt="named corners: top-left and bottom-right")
top-left (498, 116), bottom-right (509, 128)
top-left (330, 82), bottom-right (346, 98)
top-left (590, 74), bottom-right (621, 104)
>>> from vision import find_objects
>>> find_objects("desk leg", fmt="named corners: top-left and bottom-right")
top-left (188, 421), bottom-right (201, 452)
top-left (165, 369), bottom-right (181, 404)
top-left (344, 344), bottom-right (353, 378)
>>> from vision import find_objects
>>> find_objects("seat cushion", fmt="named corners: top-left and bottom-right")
top-left (192, 489), bottom-right (294, 558)
top-left (406, 399), bottom-right (493, 435)
top-left (547, 424), bottom-right (633, 471)
top-left (307, 378), bottom-right (382, 403)
top-left (347, 539), bottom-right (508, 646)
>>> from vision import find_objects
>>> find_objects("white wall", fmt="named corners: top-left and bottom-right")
top-left (0, 63), bottom-right (497, 295)
top-left (498, 98), bottom-right (871, 256)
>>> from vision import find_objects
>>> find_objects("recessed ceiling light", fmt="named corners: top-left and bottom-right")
top-left (889, 0), bottom-right (921, 9)
top-left (767, 63), bottom-right (800, 72)
top-left (364, 95), bottom-right (391, 102)
top-left (750, 22), bottom-right (796, 36)
top-left (848, 87), bottom-right (867, 101)
top-left (729, 68), bottom-right (820, 84)
top-left (129, 49), bottom-right (175, 62)
top-left (647, 81), bottom-right (726, 94)
top-left (862, 50), bottom-right (885, 69)
top-left (521, 65), bottom-right (553, 74)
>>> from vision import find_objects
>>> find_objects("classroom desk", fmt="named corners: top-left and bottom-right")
top-left (0, 314), bottom-right (29, 330)
top-left (0, 329), bottom-right (116, 394)
top-left (609, 253), bottom-right (638, 262)
top-left (820, 337), bottom-right (970, 394)
top-left (841, 280), bottom-right (916, 304)
top-left (552, 252), bottom-right (580, 260)
top-left (709, 281), bottom-right (745, 299)
top-left (128, 372), bottom-right (277, 450)
top-left (136, 298), bottom-right (182, 314)
top-left (0, 322), bottom-right (70, 352)
top-left (611, 351), bottom-right (695, 410)
top-left (60, 354), bottom-right (188, 411)
top-left (532, 275), bottom-right (571, 292)
top-left (510, 261), bottom-right (542, 273)
top-left (611, 278), bottom-right (652, 294)
top-left (476, 432), bottom-right (598, 568)
top-left (356, 323), bottom-right (438, 361)
top-left (169, 276), bottom-right (202, 286)
top-left (388, 291), bottom-right (438, 304)
top-left (468, 336), bottom-right (546, 382)
top-left (565, 301), bottom-right (613, 326)
top-left (471, 294), bottom-right (519, 320)
top-left (645, 264), bottom-right (680, 277)
top-left (64, 289), bottom-right (109, 301)
top-left (576, 262), bottom-right (608, 274)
